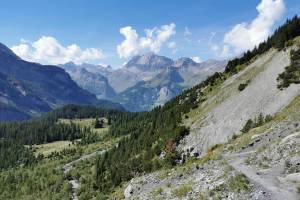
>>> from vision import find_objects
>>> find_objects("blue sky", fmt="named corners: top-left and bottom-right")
top-left (0, 0), bottom-right (299, 68)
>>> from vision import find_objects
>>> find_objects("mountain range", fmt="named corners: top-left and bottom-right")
top-left (0, 43), bottom-right (123, 121)
top-left (61, 53), bottom-right (227, 111)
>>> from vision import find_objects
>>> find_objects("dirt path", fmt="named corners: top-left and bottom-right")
top-left (62, 150), bottom-right (106, 200)
top-left (225, 151), bottom-right (299, 200)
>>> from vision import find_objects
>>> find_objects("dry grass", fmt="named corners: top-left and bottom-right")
top-left (33, 141), bottom-right (74, 156)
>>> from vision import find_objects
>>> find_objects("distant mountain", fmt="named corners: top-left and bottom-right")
top-left (61, 62), bottom-right (113, 75)
top-left (68, 68), bottom-right (117, 100)
top-left (124, 52), bottom-right (174, 72)
top-left (106, 53), bottom-right (174, 92)
top-left (61, 53), bottom-right (174, 94)
top-left (60, 52), bottom-right (227, 111)
top-left (118, 67), bottom-right (184, 111)
top-left (0, 43), bottom-right (123, 120)
top-left (175, 58), bottom-right (227, 87)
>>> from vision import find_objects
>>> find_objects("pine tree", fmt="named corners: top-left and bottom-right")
top-left (94, 117), bottom-right (103, 129)
top-left (241, 119), bottom-right (254, 133)
top-left (257, 113), bottom-right (264, 127)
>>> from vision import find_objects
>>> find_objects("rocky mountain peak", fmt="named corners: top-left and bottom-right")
top-left (174, 57), bottom-right (197, 67)
top-left (124, 52), bottom-right (174, 72)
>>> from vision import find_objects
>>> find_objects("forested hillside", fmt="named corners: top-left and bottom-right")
top-left (0, 105), bottom-right (127, 170)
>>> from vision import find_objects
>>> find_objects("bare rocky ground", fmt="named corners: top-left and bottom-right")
top-left (226, 122), bottom-right (300, 200)
top-left (124, 113), bottom-right (300, 200)
top-left (123, 45), bottom-right (300, 200)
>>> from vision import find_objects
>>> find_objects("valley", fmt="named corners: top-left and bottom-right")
top-left (0, 7), bottom-right (300, 200)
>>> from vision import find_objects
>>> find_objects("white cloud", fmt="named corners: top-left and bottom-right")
top-left (117, 23), bottom-right (176, 58)
top-left (210, 44), bottom-right (220, 52)
top-left (191, 56), bottom-right (202, 63)
top-left (223, 0), bottom-right (285, 55)
top-left (20, 38), bottom-right (30, 43)
top-left (220, 45), bottom-right (232, 58)
top-left (11, 36), bottom-right (105, 65)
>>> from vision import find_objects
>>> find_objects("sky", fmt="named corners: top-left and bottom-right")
top-left (0, 0), bottom-right (299, 68)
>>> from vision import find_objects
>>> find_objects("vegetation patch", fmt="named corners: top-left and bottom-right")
top-left (238, 80), bottom-right (251, 91)
top-left (241, 113), bottom-right (273, 133)
top-left (277, 48), bottom-right (300, 89)
top-left (297, 184), bottom-right (300, 193)
top-left (211, 173), bottom-right (250, 197)
top-left (33, 140), bottom-right (74, 156)
top-left (228, 174), bottom-right (250, 192)
top-left (172, 184), bottom-right (193, 198)
top-left (151, 187), bottom-right (164, 197)
top-left (0, 158), bottom-right (72, 199)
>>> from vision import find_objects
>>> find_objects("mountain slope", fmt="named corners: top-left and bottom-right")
top-left (180, 46), bottom-right (300, 155)
top-left (61, 54), bottom-right (227, 111)
top-left (119, 67), bottom-right (184, 111)
top-left (118, 58), bottom-right (226, 111)
top-left (176, 58), bottom-right (227, 87)
top-left (67, 68), bottom-right (117, 100)
top-left (124, 52), bottom-right (174, 72)
top-left (0, 43), bottom-right (123, 120)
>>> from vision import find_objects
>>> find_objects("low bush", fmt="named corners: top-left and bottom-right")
top-left (172, 185), bottom-right (193, 198)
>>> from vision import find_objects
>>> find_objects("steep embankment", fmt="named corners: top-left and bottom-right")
top-left (124, 45), bottom-right (300, 200)
top-left (179, 46), bottom-right (300, 155)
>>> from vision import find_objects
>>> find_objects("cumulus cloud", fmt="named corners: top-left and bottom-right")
top-left (191, 56), bottom-right (202, 63)
top-left (117, 23), bottom-right (176, 58)
top-left (11, 36), bottom-right (105, 65)
top-left (223, 0), bottom-right (285, 55)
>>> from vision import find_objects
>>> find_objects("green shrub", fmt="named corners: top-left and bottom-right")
top-left (172, 185), bottom-right (193, 198)
top-left (228, 174), bottom-right (250, 192)
top-left (297, 184), bottom-right (300, 193)
top-left (277, 49), bottom-right (300, 89)
top-left (238, 80), bottom-right (251, 91)
top-left (241, 113), bottom-right (273, 133)
top-left (151, 187), bottom-right (163, 196)
top-left (241, 119), bottom-right (254, 133)
top-left (238, 83), bottom-right (247, 91)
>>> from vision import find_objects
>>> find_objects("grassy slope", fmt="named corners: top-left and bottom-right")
top-left (58, 118), bottom-right (109, 135)
top-left (33, 141), bottom-right (75, 156)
